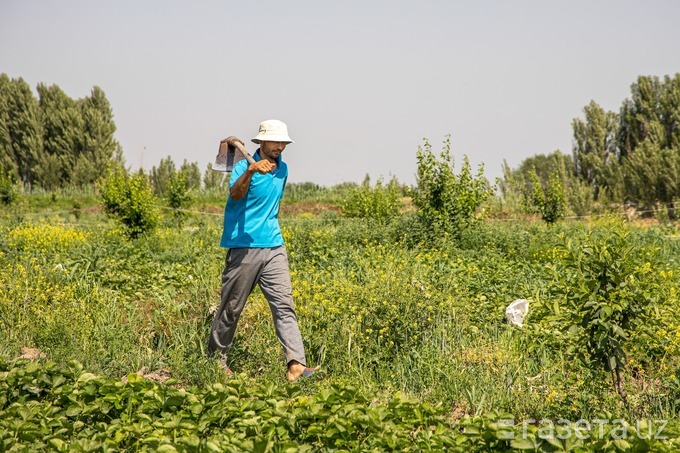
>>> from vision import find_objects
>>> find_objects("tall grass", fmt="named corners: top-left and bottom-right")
top-left (1, 190), bottom-right (679, 423)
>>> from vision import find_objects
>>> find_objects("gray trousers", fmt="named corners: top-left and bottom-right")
top-left (208, 246), bottom-right (307, 367)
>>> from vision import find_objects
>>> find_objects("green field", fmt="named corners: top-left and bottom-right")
top-left (1, 190), bottom-right (680, 451)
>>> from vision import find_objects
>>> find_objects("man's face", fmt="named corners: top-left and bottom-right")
top-left (260, 141), bottom-right (287, 162)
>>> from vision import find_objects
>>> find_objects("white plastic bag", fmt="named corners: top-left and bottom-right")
top-left (505, 299), bottom-right (529, 327)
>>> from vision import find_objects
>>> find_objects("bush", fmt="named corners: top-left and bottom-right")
top-left (567, 178), bottom-right (595, 218)
top-left (341, 176), bottom-right (402, 221)
top-left (522, 169), bottom-right (565, 224)
top-left (166, 172), bottom-right (191, 225)
top-left (411, 136), bottom-right (493, 241)
top-left (98, 167), bottom-right (158, 238)
top-left (549, 225), bottom-right (671, 404)
top-left (0, 170), bottom-right (18, 206)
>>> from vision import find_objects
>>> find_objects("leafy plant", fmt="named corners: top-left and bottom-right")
top-left (341, 175), bottom-right (402, 221)
top-left (166, 171), bottom-right (191, 225)
top-left (0, 169), bottom-right (18, 205)
top-left (523, 169), bottom-right (565, 224)
top-left (98, 167), bottom-right (158, 238)
top-left (411, 135), bottom-right (493, 240)
top-left (550, 225), bottom-right (667, 404)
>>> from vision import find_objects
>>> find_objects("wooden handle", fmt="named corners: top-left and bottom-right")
top-left (233, 141), bottom-right (256, 165)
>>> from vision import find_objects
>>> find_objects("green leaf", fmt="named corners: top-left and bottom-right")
top-left (47, 437), bottom-right (67, 450)
top-left (608, 355), bottom-right (617, 371)
top-left (510, 437), bottom-right (539, 450)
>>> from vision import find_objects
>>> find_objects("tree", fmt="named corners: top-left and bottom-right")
top-left (618, 74), bottom-right (680, 215)
top-left (0, 75), bottom-right (122, 189)
top-left (203, 163), bottom-right (225, 190)
top-left (623, 139), bottom-right (680, 217)
top-left (411, 135), bottom-right (493, 240)
top-left (513, 150), bottom-right (574, 188)
top-left (179, 159), bottom-right (201, 191)
top-left (619, 75), bottom-right (663, 158)
top-left (618, 74), bottom-right (680, 155)
top-left (522, 169), bottom-right (565, 224)
top-left (151, 156), bottom-right (176, 196)
top-left (36, 83), bottom-right (83, 188)
top-left (166, 171), bottom-right (191, 225)
top-left (76, 86), bottom-right (119, 186)
top-left (572, 100), bottom-right (620, 200)
top-left (0, 168), bottom-right (18, 205)
top-left (0, 75), bottom-right (43, 187)
top-left (0, 75), bottom-right (14, 177)
top-left (500, 151), bottom-right (591, 216)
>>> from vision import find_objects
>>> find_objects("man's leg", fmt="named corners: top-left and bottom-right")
top-left (258, 247), bottom-right (307, 367)
top-left (208, 248), bottom-right (261, 357)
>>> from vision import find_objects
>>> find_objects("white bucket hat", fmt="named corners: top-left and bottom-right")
top-left (251, 119), bottom-right (294, 144)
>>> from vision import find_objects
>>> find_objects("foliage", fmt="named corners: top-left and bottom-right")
top-left (548, 225), bottom-right (672, 404)
top-left (179, 159), bottom-right (201, 191)
top-left (98, 167), bottom-right (158, 238)
top-left (0, 360), bottom-right (458, 451)
top-left (619, 74), bottom-right (680, 158)
top-left (2, 359), bottom-right (678, 451)
top-left (522, 169), bottom-right (565, 224)
top-left (151, 156), bottom-right (177, 196)
top-left (284, 181), bottom-right (324, 203)
top-left (203, 163), bottom-right (225, 190)
top-left (623, 139), bottom-right (680, 216)
top-left (411, 135), bottom-right (493, 240)
top-left (282, 182), bottom-right (359, 206)
top-left (565, 178), bottom-right (595, 218)
top-left (2, 189), bottom-right (680, 448)
top-left (341, 175), bottom-right (402, 220)
top-left (0, 74), bottom-right (43, 187)
top-left (166, 171), bottom-right (192, 224)
top-left (0, 75), bottom-right (119, 189)
top-left (0, 169), bottom-right (18, 205)
top-left (573, 73), bottom-right (680, 211)
top-left (572, 100), bottom-right (620, 200)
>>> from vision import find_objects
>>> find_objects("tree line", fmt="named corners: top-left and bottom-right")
top-left (504, 73), bottom-right (680, 220)
top-left (0, 74), bottom-right (124, 189)
top-left (2, 72), bottom-right (679, 221)
top-left (0, 74), bottom-right (232, 195)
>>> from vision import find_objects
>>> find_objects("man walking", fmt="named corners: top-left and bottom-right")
top-left (208, 119), bottom-right (319, 382)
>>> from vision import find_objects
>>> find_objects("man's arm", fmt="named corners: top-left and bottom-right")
top-left (229, 160), bottom-right (276, 201)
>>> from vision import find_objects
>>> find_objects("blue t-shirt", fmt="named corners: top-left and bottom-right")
top-left (220, 150), bottom-right (287, 248)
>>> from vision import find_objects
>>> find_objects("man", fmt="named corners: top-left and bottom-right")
top-left (208, 119), bottom-right (320, 382)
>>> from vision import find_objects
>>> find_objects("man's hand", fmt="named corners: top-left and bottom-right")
top-left (230, 159), bottom-right (275, 200)
top-left (221, 136), bottom-right (244, 148)
top-left (248, 160), bottom-right (276, 174)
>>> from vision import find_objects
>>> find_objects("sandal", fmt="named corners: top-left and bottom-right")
top-left (220, 358), bottom-right (233, 375)
top-left (301, 367), bottom-right (317, 378)
top-left (287, 364), bottom-right (321, 382)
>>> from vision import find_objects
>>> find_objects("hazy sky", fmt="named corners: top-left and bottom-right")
top-left (1, 0), bottom-right (679, 185)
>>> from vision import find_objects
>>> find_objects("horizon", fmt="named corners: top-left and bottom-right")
top-left (2, 0), bottom-right (679, 186)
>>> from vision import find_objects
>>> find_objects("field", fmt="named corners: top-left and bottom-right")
top-left (2, 188), bottom-right (680, 451)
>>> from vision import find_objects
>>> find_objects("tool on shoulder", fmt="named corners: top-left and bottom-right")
top-left (213, 137), bottom-right (256, 172)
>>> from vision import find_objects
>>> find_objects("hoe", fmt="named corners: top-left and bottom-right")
top-left (213, 138), bottom-right (255, 172)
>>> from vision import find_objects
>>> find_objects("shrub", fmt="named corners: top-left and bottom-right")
top-left (0, 170), bottom-right (18, 206)
top-left (567, 178), bottom-right (595, 218)
top-left (341, 176), bottom-right (402, 221)
top-left (166, 172), bottom-right (191, 225)
top-left (522, 169), bottom-right (565, 224)
top-left (98, 167), bottom-right (158, 238)
top-left (549, 225), bottom-right (669, 405)
top-left (411, 135), bottom-right (493, 240)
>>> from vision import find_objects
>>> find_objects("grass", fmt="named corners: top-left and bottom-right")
top-left (1, 189), bottom-right (680, 428)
